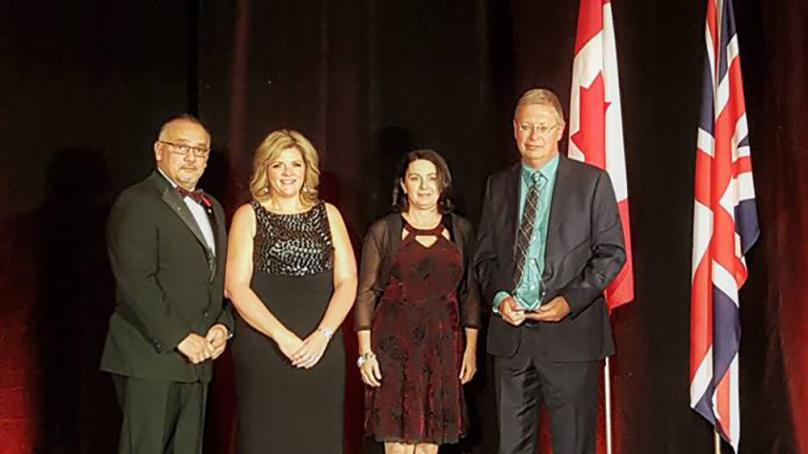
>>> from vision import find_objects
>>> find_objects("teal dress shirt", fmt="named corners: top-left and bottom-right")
top-left (494, 154), bottom-right (559, 311)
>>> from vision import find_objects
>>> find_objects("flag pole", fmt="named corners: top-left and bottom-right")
top-left (714, 429), bottom-right (721, 454)
top-left (605, 356), bottom-right (613, 454)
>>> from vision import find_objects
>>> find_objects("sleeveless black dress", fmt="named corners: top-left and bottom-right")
top-left (232, 201), bottom-right (344, 453)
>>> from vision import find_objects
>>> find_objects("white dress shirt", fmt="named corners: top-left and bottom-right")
top-left (158, 169), bottom-right (216, 255)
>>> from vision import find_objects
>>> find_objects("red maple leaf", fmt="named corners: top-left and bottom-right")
top-left (571, 73), bottom-right (610, 170)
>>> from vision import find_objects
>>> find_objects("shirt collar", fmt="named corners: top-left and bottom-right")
top-left (521, 154), bottom-right (559, 185)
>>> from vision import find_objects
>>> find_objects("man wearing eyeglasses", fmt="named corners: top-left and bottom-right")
top-left (101, 115), bottom-right (233, 454)
top-left (474, 89), bottom-right (626, 454)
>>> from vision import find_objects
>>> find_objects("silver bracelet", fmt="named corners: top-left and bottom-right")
top-left (316, 327), bottom-right (334, 340)
top-left (356, 351), bottom-right (376, 368)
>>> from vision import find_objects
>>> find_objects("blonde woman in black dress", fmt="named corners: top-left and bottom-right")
top-left (226, 129), bottom-right (357, 453)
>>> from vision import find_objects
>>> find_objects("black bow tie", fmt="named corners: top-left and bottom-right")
top-left (176, 187), bottom-right (211, 208)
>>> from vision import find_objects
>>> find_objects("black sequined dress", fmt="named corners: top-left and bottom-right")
top-left (232, 201), bottom-right (344, 453)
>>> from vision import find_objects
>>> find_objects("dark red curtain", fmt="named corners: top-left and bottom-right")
top-left (1, 1), bottom-right (806, 453)
top-left (738, 1), bottom-right (808, 452)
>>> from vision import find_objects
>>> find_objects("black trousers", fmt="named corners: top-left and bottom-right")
top-left (493, 344), bottom-right (600, 454)
top-left (112, 375), bottom-right (208, 454)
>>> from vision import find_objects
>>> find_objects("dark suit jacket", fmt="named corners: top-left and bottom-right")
top-left (474, 156), bottom-right (626, 361)
top-left (100, 171), bottom-right (233, 383)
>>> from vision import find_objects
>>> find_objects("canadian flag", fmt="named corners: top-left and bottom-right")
top-left (569, 0), bottom-right (634, 309)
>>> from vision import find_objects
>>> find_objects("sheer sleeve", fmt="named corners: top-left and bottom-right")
top-left (456, 216), bottom-right (481, 329)
top-left (354, 219), bottom-right (388, 331)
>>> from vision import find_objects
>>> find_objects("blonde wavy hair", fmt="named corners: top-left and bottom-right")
top-left (249, 129), bottom-right (321, 206)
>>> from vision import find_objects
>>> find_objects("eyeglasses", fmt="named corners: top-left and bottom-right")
top-left (158, 140), bottom-right (210, 158)
top-left (518, 122), bottom-right (560, 136)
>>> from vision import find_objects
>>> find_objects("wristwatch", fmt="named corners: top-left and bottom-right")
top-left (356, 351), bottom-right (376, 368)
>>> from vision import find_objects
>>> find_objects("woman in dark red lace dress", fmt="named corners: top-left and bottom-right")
top-left (355, 150), bottom-right (481, 454)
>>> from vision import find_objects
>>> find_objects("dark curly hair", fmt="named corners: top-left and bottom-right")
top-left (392, 149), bottom-right (454, 214)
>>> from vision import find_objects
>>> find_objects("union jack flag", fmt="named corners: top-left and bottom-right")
top-left (690, 0), bottom-right (759, 451)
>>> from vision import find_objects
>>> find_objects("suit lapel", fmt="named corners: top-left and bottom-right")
top-left (158, 178), bottom-right (216, 262)
top-left (502, 164), bottom-right (521, 257)
top-left (545, 156), bottom-right (571, 267)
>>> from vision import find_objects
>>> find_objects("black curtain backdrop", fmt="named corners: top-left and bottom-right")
top-left (0, 1), bottom-right (805, 453)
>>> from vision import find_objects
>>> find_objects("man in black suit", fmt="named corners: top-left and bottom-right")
top-left (474, 89), bottom-right (626, 454)
top-left (100, 115), bottom-right (233, 454)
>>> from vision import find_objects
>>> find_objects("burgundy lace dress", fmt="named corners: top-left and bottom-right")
top-left (360, 216), bottom-right (478, 444)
